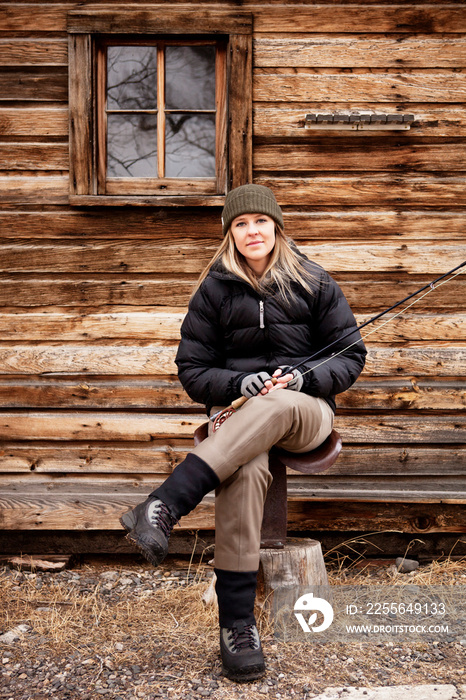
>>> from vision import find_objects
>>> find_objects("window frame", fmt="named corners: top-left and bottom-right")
top-left (68, 5), bottom-right (253, 206)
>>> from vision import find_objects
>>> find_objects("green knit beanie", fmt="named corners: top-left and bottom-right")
top-left (221, 184), bottom-right (284, 236)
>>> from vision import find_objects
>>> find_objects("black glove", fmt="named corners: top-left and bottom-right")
top-left (240, 371), bottom-right (272, 398)
top-left (278, 366), bottom-right (304, 392)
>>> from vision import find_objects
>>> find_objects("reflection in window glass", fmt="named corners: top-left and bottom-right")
top-left (165, 46), bottom-right (215, 110)
top-left (107, 46), bottom-right (157, 110)
top-left (107, 113), bottom-right (157, 177)
top-left (165, 113), bottom-right (215, 177)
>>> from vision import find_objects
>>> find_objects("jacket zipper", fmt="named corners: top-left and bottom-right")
top-left (259, 300), bottom-right (265, 329)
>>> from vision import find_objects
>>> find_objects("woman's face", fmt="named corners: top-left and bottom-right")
top-left (230, 213), bottom-right (276, 276)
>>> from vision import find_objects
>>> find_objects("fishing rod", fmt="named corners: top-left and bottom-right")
top-left (210, 260), bottom-right (465, 430)
top-left (286, 258), bottom-right (466, 376)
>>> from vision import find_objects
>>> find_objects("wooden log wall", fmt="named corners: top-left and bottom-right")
top-left (0, 1), bottom-right (465, 546)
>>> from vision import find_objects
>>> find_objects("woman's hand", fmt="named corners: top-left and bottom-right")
top-left (265, 367), bottom-right (303, 393)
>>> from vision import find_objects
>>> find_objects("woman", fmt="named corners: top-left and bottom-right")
top-left (120, 184), bottom-right (366, 682)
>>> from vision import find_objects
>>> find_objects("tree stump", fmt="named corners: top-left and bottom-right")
top-left (202, 539), bottom-right (329, 611)
top-left (257, 538), bottom-right (328, 606)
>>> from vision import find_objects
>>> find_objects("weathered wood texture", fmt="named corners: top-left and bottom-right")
top-left (0, 1), bottom-right (465, 542)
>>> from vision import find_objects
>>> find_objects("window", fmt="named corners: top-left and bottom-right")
top-left (68, 6), bottom-right (252, 205)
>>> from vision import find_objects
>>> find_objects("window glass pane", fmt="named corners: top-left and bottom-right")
top-left (107, 46), bottom-right (157, 110)
top-left (165, 46), bottom-right (215, 110)
top-left (165, 113), bottom-right (215, 177)
top-left (107, 113), bottom-right (157, 177)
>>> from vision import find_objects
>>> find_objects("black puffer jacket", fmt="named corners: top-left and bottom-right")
top-left (175, 251), bottom-right (366, 414)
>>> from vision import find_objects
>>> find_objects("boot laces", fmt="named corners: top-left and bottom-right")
top-left (227, 624), bottom-right (259, 652)
top-left (147, 499), bottom-right (177, 537)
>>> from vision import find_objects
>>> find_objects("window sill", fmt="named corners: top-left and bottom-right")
top-left (69, 194), bottom-right (226, 207)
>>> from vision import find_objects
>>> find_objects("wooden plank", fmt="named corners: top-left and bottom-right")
top-left (2, 173), bottom-right (465, 205)
top-left (253, 6), bottom-right (466, 33)
top-left (281, 211), bottom-right (466, 241)
top-left (341, 380), bottom-right (466, 411)
top-left (0, 377), bottom-right (463, 411)
top-left (0, 4), bottom-right (69, 32)
top-left (256, 175), bottom-right (466, 205)
top-left (0, 209), bottom-right (219, 238)
top-left (255, 142), bottom-right (466, 172)
top-left (0, 108), bottom-right (68, 137)
top-left (288, 476), bottom-right (466, 503)
top-left (0, 310), bottom-right (462, 343)
top-left (1, 444), bottom-right (464, 476)
top-left (0, 278), bottom-right (196, 307)
top-left (0, 176), bottom-right (68, 204)
top-left (254, 71), bottom-right (466, 103)
top-left (0, 377), bottom-right (200, 410)
top-left (0, 493), bottom-right (464, 532)
top-left (0, 69), bottom-right (67, 101)
top-left (286, 501), bottom-right (466, 533)
top-left (254, 35), bottom-right (466, 68)
top-left (0, 310), bottom-right (184, 341)
top-left (0, 277), bottom-right (462, 311)
top-left (0, 210), bottom-right (464, 241)
top-left (254, 105), bottom-right (466, 139)
top-left (1, 240), bottom-right (463, 273)
top-left (228, 33), bottom-right (253, 188)
top-left (0, 411), bottom-right (464, 442)
top-left (68, 6), bottom-right (253, 34)
top-left (0, 144), bottom-right (68, 171)
top-left (299, 242), bottom-right (466, 273)
top-left (1, 473), bottom-right (464, 503)
top-left (0, 345), bottom-right (463, 377)
top-left (68, 34), bottom-right (93, 196)
top-left (0, 39), bottom-right (68, 66)
top-left (3, 4), bottom-right (466, 35)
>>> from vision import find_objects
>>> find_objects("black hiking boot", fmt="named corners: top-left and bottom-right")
top-left (220, 620), bottom-right (266, 682)
top-left (120, 497), bottom-right (177, 568)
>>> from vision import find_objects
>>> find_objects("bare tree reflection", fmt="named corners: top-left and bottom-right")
top-left (106, 44), bottom-right (216, 178)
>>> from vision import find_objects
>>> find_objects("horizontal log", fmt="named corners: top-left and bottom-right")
top-left (0, 209), bottom-right (219, 238)
top-left (288, 476), bottom-right (466, 503)
top-left (0, 39), bottom-right (68, 66)
top-left (2, 473), bottom-right (465, 504)
top-left (255, 142), bottom-right (466, 172)
top-left (0, 493), bottom-right (464, 532)
top-left (0, 411), bottom-right (464, 442)
top-left (0, 310), bottom-right (462, 343)
top-left (0, 310), bottom-right (184, 341)
top-left (3, 5), bottom-right (466, 34)
top-left (1, 239), bottom-right (464, 273)
top-left (0, 377), bottom-right (199, 410)
top-left (254, 106), bottom-right (466, 139)
top-left (254, 36), bottom-right (466, 68)
top-left (0, 276), bottom-right (463, 311)
top-left (0, 176), bottom-right (68, 204)
top-left (1, 443), bottom-right (464, 476)
top-left (0, 108), bottom-right (68, 137)
top-left (0, 69), bottom-right (68, 101)
top-left (256, 175), bottom-right (466, 205)
top-left (0, 143), bottom-right (68, 171)
top-left (253, 6), bottom-right (466, 33)
top-left (0, 377), bottom-right (462, 411)
top-left (254, 71), bottom-right (466, 103)
top-left (287, 501), bottom-right (466, 534)
top-left (2, 174), bottom-right (466, 206)
top-left (0, 278), bottom-right (195, 307)
top-left (0, 210), bottom-right (464, 241)
top-left (0, 345), bottom-right (463, 377)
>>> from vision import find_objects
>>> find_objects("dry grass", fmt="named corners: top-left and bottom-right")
top-left (1, 548), bottom-right (466, 699)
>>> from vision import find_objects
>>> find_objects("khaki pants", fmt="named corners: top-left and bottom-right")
top-left (193, 390), bottom-right (334, 572)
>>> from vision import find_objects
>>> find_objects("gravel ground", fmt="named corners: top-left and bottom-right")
top-left (1, 554), bottom-right (465, 699)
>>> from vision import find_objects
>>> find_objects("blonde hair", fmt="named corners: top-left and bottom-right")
top-left (192, 225), bottom-right (318, 303)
